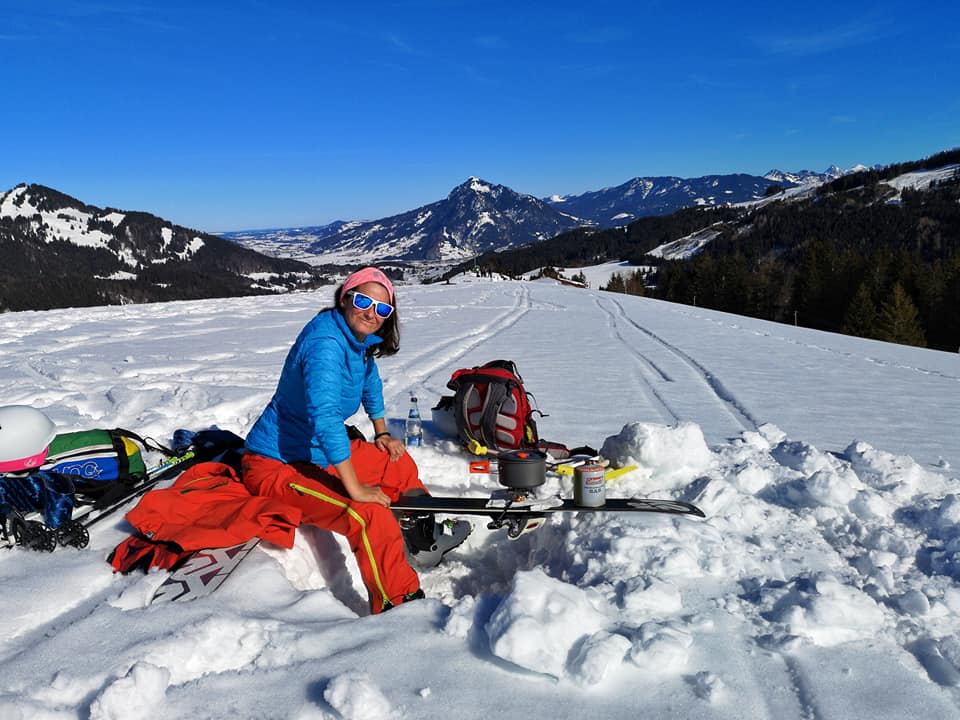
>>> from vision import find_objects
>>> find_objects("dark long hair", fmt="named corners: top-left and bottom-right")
top-left (331, 284), bottom-right (400, 358)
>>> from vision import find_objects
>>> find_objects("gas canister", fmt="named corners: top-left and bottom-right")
top-left (574, 464), bottom-right (606, 507)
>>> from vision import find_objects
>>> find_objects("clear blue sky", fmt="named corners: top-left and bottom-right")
top-left (2, 1), bottom-right (958, 232)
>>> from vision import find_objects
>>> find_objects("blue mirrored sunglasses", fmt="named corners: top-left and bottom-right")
top-left (347, 290), bottom-right (394, 318)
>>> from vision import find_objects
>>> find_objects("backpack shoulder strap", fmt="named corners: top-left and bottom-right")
top-left (475, 381), bottom-right (511, 450)
top-left (111, 428), bottom-right (175, 456)
top-left (451, 379), bottom-right (487, 454)
top-left (449, 368), bottom-right (520, 454)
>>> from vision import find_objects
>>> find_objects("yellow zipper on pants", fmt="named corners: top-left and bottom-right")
top-left (288, 482), bottom-right (391, 609)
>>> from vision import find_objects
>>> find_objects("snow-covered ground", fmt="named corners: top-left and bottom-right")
top-left (647, 227), bottom-right (723, 261)
top-left (542, 260), bottom-right (650, 289)
top-left (1, 276), bottom-right (959, 719)
top-left (885, 164), bottom-right (959, 193)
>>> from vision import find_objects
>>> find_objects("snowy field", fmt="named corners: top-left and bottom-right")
top-left (1, 276), bottom-right (959, 719)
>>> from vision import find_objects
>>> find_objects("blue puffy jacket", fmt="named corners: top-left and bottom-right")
top-left (245, 308), bottom-right (385, 467)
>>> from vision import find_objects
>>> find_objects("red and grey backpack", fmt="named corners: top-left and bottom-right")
top-left (443, 360), bottom-right (541, 455)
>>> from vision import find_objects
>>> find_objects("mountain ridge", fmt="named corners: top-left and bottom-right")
top-left (223, 166), bottom-right (862, 265)
top-left (255, 176), bottom-right (587, 265)
top-left (0, 183), bottom-right (327, 312)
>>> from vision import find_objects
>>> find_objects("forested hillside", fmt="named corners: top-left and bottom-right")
top-left (0, 184), bottom-right (328, 312)
top-left (653, 176), bottom-right (960, 350)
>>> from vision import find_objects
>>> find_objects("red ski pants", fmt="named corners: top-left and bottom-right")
top-left (242, 440), bottom-right (425, 613)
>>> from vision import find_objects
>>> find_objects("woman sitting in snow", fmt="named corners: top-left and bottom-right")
top-left (243, 266), bottom-right (469, 613)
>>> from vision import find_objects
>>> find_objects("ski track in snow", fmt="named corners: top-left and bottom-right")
top-left (381, 285), bottom-right (532, 408)
top-left (594, 296), bottom-right (679, 425)
top-left (783, 655), bottom-right (823, 720)
top-left (667, 304), bottom-right (960, 384)
top-left (598, 295), bottom-right (759, 434)
top-left (0, 570), bottom-right (126, 666)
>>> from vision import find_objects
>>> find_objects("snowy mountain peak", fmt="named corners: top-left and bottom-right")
top-left (449, 177), bottom-right (500, 200)
top-left (250, 178), bottom-right (588, 265)
top-left (764, 164), bottom-right (861, 185)
top-left (545, 173), bottom-right (782, 226)
top-left (467, 176), bottom-right (492, 192)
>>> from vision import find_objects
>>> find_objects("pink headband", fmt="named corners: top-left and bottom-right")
top-left (342, 267), bottom-right (395, 303)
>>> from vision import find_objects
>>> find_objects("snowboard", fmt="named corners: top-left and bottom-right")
top-left (392, 491), bottom-right (704, 539)
top-left (149, 537), bottom-right (260, 604)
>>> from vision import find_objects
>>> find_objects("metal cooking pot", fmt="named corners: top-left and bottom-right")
top-left (497, 449), bottom-right (547, 489)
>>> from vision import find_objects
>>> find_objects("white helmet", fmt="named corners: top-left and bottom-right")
top-left (0, 406), bottom-right (58, 473)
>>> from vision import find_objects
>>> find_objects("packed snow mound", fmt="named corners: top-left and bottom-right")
top-left (600, 421), bottom-right (713, 488)
top-left (323, 671), bottom-right (400, 720)
top-left (844, 439), bottom-right (946, 495)
top-left (758, 573), bottom-right (887, 646)
top-left (567, 630), bottom-right (633, 686)
top-left (89, 663), bottom-right (171, 720)
top-left (628, 620), bottom-right (694, 675)
top-left (485, 568), bottom-right (612, 679)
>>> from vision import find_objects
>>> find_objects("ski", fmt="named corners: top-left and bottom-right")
top-left (392, 491), bottom-right (704, 539)
top-left (149, 537), bottom-right (261, 604)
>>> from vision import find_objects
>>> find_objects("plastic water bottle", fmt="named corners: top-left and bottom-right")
top-left (405, 396), bottom-right (423, 447)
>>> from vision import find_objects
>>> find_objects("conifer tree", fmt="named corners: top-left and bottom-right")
top-left (842, 283), bottom-right (879, 339)
top-left (875, 283), bottom-right (927, 347)
top-left (604, 272), bottom-right (626, 293)
top-left (624, 270), bottom-right (646, 295)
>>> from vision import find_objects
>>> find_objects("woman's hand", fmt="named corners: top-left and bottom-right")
top-left (375, 433), bottom-right (406, 461)
top-left (349, 483), bottom-right (391, 507)
top-left (336, 457), bottom-right (391, 507)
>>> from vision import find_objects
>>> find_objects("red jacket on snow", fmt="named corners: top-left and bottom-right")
top-left (124, 461), bottom-right (301, 551)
